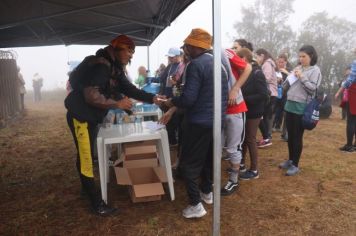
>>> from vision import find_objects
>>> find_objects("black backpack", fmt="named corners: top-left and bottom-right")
top-left (69, 55), bottom-right (111, 91)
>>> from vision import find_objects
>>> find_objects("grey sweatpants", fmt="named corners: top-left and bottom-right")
top-left (222, 113), bottom-right (246, 165)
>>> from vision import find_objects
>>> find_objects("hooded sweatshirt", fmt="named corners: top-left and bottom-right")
top-left (262, 58), bottom-right (278, 97)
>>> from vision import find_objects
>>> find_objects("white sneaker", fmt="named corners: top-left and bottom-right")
top-left (200, 191), bottom-right (213, 204)
top-left (182, 203), bottom-right (207, 218)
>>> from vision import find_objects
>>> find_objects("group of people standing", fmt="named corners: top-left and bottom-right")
top-left (155, 29), bottom-right (323, 218)
top-left (64, 27), bottom-right (356, 220)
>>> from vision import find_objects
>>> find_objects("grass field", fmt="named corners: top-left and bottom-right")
top-left (0, 91), bottom-right (355, 235)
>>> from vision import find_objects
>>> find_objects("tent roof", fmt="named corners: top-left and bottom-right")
top-left (0, 0), bottom-right (195, 48)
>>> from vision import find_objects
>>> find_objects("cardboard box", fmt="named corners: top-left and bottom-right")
top-left (117, 153), bottom-right (158, 168)
top-left (123, 140), bottom-right (157, 156)
top-left (115, 166), bottom-right (167, 203)
top-left (119, 140), bottom-right (158, 168)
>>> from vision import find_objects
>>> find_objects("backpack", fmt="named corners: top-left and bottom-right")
top-left (69, 55), bottom-right (111, 91)
top-left (302, 97), bottom-right (320, 130)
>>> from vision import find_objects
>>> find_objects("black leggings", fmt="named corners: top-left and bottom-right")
top-left (346, 105), bottom-right (356, 146)
top-left (285, 111), bottom-right (305, 167)
top-left (66, 112), bottom-right (101, 207)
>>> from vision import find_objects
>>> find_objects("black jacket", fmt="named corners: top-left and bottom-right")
top-left (65, 48), bottom-right (154, 123)
top-left (241, 64), bottom-right (269, 119)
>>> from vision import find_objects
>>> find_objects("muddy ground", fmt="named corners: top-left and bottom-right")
top-left (0, 91), bottom-right (355, 235)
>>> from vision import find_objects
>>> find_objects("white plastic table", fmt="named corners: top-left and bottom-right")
top-left (96, 122), bottom-right (174, 203)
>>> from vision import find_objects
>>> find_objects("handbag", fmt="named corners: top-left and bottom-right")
top-left (302, 97), bottom-right (320, 130)
top-left (302, 74), bottom-right (321, 130)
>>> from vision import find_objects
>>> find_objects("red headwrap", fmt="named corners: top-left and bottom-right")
top-left (110, 35), bottom-right (135, 51)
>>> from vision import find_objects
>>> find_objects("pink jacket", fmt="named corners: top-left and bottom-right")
top-left (262, 58), bottom-right (278, 97)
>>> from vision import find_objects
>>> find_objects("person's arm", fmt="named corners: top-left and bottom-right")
top-left (83, 87), bottom-right (132, 110)
top-left (335, 86), bottom-right (344, 99)
top-left (82, 64), bottom-right (133, 110)
top-left (117, 73), bottom-right (155, 103)
top-left (229, 63), bottom-right (251, 104)
top-left (295, 67), bottom-right (321, 94)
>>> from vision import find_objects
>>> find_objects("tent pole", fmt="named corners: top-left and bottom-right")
top-left (212, 0), bottom-right (222, 235)
top-left (147, 45), bottom-right (150, 74)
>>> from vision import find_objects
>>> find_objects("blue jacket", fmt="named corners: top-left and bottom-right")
top-left (172, 52), bottom-right (228, 127)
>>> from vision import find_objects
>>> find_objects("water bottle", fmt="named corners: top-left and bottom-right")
top-left (277, 85), bottom-right (283, 99)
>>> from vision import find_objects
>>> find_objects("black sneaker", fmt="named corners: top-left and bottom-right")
top-left (239, 170), bottom-right (259, 180)
top-left (339, 145), bottom-right (354, 153)
top-left (93, 200), bottom-right (118, 216)
top-left (221, 180), bottom-right (239, 196)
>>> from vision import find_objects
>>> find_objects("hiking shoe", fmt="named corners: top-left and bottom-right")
top-left (279, 160), bottom-right (293, 170)
top-left (257, 139), bottom-right (272, 148)
top-left (339, 145), bottom-right (354, 153)
top-left (182, 203), bottom-right (207, 218)
top-left (221, 180), bottom-right (239, 196)
top-left (286, 165), bottom-right (300, 176)
top-left (240, 170), bottom-right (259, 180)
top-left (200, 191), bottom-right (213, 204)
top-left (92, 200), bottom-right (118, 216)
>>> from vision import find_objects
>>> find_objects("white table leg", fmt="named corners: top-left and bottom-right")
top-left (97, 137), bottom-right (107, 204)
top-left (159, 129), bottom-right (175, 201)
top-left (106, 144), bottom-right (111, 184)
top-left (103, 142), bottom-right (109, 203)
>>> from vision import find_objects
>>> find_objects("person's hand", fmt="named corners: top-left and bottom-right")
top-left (159, 110), bottom-right (173, 125)
top-left (170, 78), bottom-right (177, 85)
top-left (116, 96), bottom-right (132, 110)
top-left (294, 68), bottom-right (302, 79)
top-left (153, 95), bottom-right (167, 105)
top-left (228, 88), bottom-right (239, 105)
top-left (279, 68), bottom-right (290, 75)
top-left (335, 92), bottom-right (340, 100)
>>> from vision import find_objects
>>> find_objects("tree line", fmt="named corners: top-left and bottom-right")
top-left (233, 0), bottom-right (356, 92)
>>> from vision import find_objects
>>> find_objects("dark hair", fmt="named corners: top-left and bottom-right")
top-left (234, 39), bottom-right (254, 51)
top-left (299, 45), bottom-right (318, 66)
top-left (255, 48), bottom-right (275, 64)
top-left (237, 48), bottom-right (253, 63)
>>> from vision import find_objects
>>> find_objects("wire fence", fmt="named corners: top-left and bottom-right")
top-left (0, 50), bottom-right (21, 128)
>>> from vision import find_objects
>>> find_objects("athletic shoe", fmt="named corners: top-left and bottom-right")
top-left (286, 165), bottom-right (300, 176)
top-left (182, 203), bottom-right (207, 218)
top-left (279, 160), bottom-right (293, 170)
top-left (239, 170), bottom-right (259, 180)
top-left (200, 191), bottom-right (213, 204)
top-left (339, 145), bottom-right (354, 153)
top-left (221, 180), bottom-right (239, 196)
top-left (257, 139), bottom-right (272, 148)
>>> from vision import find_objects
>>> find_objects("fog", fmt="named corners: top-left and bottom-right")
top-left (4, 0), bottom-right (356, 91)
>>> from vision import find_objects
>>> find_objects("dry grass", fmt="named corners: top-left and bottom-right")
top-left (0, 92), bottom-right (355, 235)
